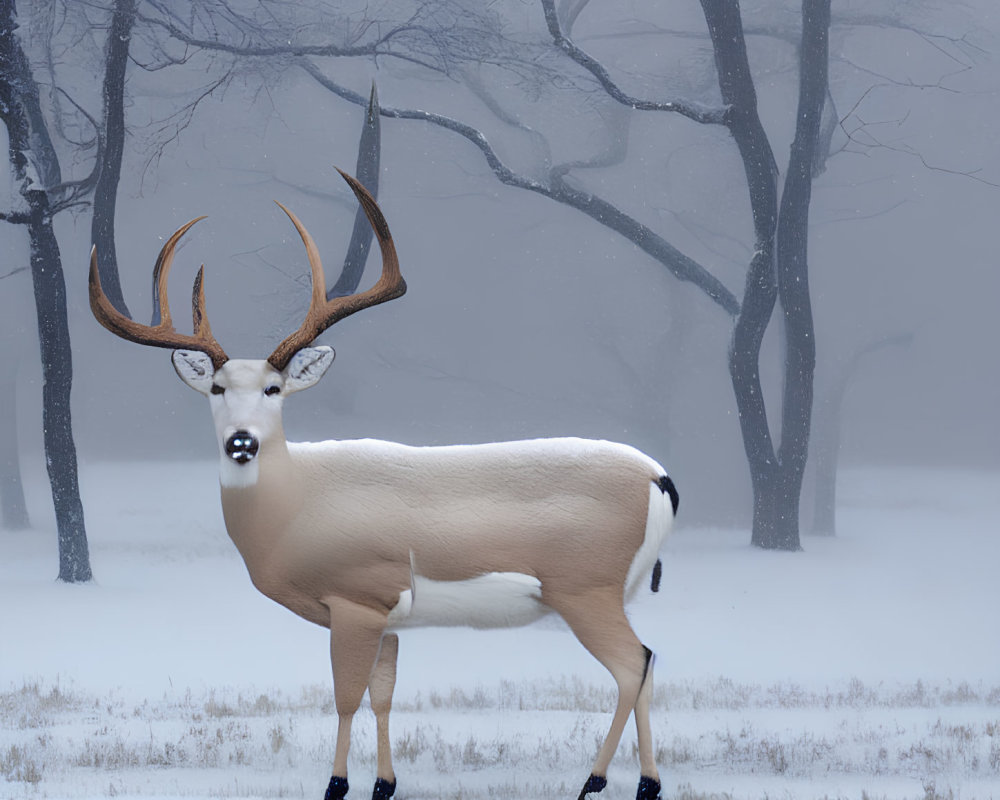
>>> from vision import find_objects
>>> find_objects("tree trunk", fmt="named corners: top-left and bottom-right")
top-left (90, 0), bottom-right (137, 317)
top-left (810, 333), bottom-right (912, 535)
top-left (810, 389), bottom-right (840, 536)
top-left (749, 465), bottom-right (803, 550)
top-left (702, 0), bottom-right (828, 550)
top-left (329, 82), bottom-right (381, 299)
top-left (29, 206), bottom-right (92, 581)
top-left (701, 0), bottom-right (794, 549)
top-left (766, 0), bottom-right (828, 547)
top-left (0, 364), bottom-right (30, 530)
top-left (1, 0), bottom-right (92, 581)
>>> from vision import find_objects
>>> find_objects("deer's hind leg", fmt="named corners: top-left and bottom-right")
top-left (367, 632), bottom-right (399, 799)
top-left (547, 587), bottom-right (660, 800)
top-left (633, 647), bottom-right (661, 798)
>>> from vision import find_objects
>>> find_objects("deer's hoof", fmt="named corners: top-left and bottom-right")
top-left (324, 775), bottom-right (348, 800)
top-left (576, 774), bottom-right (607, 800)
top-left (372, 777), bottom-right (396, 799)
top-left (636, 775), bottom-right (662, 800)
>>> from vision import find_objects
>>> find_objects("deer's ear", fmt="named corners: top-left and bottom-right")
top-left (172, 350), bottom-right (216, 395)
top-left (283, 346), bottom-right (334, 394)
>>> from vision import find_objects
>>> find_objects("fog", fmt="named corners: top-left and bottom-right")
top-left (2, 0), bottom-right (998, 530)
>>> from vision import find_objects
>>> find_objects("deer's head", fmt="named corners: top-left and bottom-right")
top-left (89, 170), bottom-right (405, 486)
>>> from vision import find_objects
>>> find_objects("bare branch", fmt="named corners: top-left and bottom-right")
top-left (44, 88), bottom-right (104, 214)
top-left (134, 3), bottom-right (487, 78)
top-left (137, 10), bottom-right (378, 58)
top-left (299, 59), bottom-right (740, 317)
top-left (836, 83), bottom-right (1000, 188)
top-left (460, 65), bottom-right (554, 174)
top-left (137, 69), bottom-right (235, 191)
top-left (539, 0), bottom-right (728, 125)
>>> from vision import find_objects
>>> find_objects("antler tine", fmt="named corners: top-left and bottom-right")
top-left (191, 266), bottom-right (216, 342)
top-left (151, 216), bottom-right (203, 328)
top-left (89, 217), bottom-right (229, 369)
top-left (266, 169), bottom-right (406, 371)
top-left (274, 201), bottom-right (328, 311)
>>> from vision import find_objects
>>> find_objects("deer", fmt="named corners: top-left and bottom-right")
top-left (89, 169), bottom-right (679, 800)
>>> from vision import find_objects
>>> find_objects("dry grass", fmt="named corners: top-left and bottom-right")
top-left (1, 677), bottom-right (998, 798)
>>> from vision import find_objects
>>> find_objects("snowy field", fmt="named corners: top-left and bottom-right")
top-left (2, 462), bottom-right (998, 799)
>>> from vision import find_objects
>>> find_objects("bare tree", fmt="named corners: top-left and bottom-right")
top-left (331, 83), bottom-right (382, 299)
top-left (0, 268), bottom-right (30, 530)
top-left (0, 0), bottom-right (93, 580)
top-left (810, 333), bottom-right (913, 535)
top-left (701, 0), bottom-right (829, 549)
top-left (90, 0), bottom-right (138, 317)
top-left (0, 387), bottom-right (30, 530)
top-left (0, 0), bottom-right (142, 576)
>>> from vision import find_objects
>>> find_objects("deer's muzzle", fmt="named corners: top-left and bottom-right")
top-left (225, 430), bottom-right (259, 464)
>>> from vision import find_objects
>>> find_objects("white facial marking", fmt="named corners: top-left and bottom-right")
top-left (171, 347), bottom-right (335, 490)
top-left (204, 359), bottom-right (288, 489)
top-left (219, 455), bottom-right (260, 489)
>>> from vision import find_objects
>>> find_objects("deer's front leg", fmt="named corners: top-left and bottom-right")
top-left (324, 596), bottom-right (387, 800)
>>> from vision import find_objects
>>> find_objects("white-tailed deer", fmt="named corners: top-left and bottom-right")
top-left (89, 170), bottom-right (678, 800)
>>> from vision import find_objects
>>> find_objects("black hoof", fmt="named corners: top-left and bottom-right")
top-left (577, 774), bottom-right (608, 800)
top-left (372, 777), bottom-right (396, 799)
top-left (636, 776), bottom-right (661, 800)
top-left (324, 775), bottom-right (349, 800)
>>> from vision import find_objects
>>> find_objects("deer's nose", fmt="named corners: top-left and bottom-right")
top-left (225, 430), bottom-right (259, 464)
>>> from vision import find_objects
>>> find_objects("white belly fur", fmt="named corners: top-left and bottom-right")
top-left (385, 570), bottom-right (548, 630)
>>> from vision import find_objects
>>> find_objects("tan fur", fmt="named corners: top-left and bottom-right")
top-left (221, 436), bottom-right (656, 620)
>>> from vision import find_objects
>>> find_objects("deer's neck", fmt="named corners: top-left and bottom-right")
top-left (218, 433), bottom-right (302, 571)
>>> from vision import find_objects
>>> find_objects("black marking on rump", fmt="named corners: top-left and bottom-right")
top-left (650, 558), bottom-right (662, 593)
top-left (657, 474), bottom-right (679, 515)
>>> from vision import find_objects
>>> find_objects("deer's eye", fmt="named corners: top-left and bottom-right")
top-left (211, 384), bottom-right (225, 395)
top-left (264, 385), bottom-right (281, 397)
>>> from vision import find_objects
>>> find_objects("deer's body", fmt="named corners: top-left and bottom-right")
top-left (89, 171), bottom-right (678, 800)
top-left (221, 433), bottom-right (668, 630)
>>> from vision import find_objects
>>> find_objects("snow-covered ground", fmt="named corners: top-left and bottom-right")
top-left (2, 462), bottom-right (998, 799)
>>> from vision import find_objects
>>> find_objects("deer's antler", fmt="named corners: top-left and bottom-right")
top-left (266, 169), bottom-right (406, 371)
top-left (90, 217), bottom-right (229, 369)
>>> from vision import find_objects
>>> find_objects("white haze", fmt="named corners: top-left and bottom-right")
top-left (1, 1), bottom-right (999, 798)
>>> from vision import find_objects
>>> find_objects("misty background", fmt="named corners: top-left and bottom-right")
top-left (2, 0), bottom-right (998, 536)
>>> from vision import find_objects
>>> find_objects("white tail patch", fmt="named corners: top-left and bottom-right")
top-left (624, 480), bottom-right (675, 602)
top-left (386, 569), bottom-right (546, 630)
